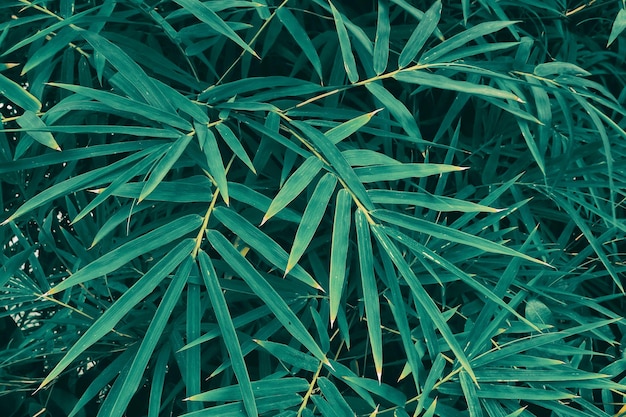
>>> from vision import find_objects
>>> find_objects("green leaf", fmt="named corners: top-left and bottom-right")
top-left (0, 73), bottom-right (42, 112)
top-left (325, 109), bottom-right (381, 144)
top-left (195, 121), bottom-right (229, 204)
top-left (38, 239), bottom-right (195, 390)
top-left (255, 340), bottom-right (320, 373)
top-left (608, 8), bottom-right (626, 47)
top-left (276, 7), bottom-right (323, 81)
top-left (373, 0), bottom-right (391, 75)
top-left (329, 1), bottom-right (359, 83)
top-left (215, 122), bottom-right (256, 174)
top-left (213, 206), bottom-right (321, 290)
top-left (395, 70), bottom-right (521, 102)
top-left (16, 110), bottom-right (61, 151)
top-left (365, 82), bottom-right (422, 141)
top-left (286, 173), bottom-right (337, 273)
top-left (317, 377), bottom-right (355, 416)
top-left (419, 20), bottom-right (518, 64)
top-left (173, 0), bottom-right (258, 58)
top-left (342, 376), bottom-right (407, 406)
top-left (22, 27), bottom-right (77, 74)
top-left (139, 135), bottom-right (193, 202)
top-left (188, 376), bottom-right (310, 402)
top-left (262, 156), bottom-right (324, 224)
top-left (47, 214), bottom-right (202, 294)
top-left (459, 370), bottom-right (483, 417)
top-left (355, 163), bottom-right (467, 183)
top-left (355, 209), bottom-right (383, 382)
top-left (367, 189), bottom-right (501, 213)
top-left (329, 189), bottom-right (352, 327)
top-left (371, 209), bottom-right (550, 267)
top-left (208, 230), bottom-right (329, 366)
top-left (198, 251), bottom-right (258, 417)
top-left (398, 0), bottom-right (441, 68)
top-left (103, 257), bottom-right (193, 417)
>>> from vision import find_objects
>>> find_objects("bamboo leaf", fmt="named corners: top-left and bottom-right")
top-left (329, 1), bottom-right (359, 83)
top-left (188, 376), bottom-right (310, 402)
top-left (103, 257), bottom-right (193, 417)
top-left (355, 163), bottom-right (467, 183)
top-left (208, 230), bottom-right (329, 366)
top-left (255, 340), bottom-right (320, 373)
top-left (368, 189), bottom-right (501, 213)
top-left (195, 121), bottom-right (229, 204)
top-left (215, 123), bottom-right (256, 174)
top-left (198, 251), bottom-right (258, 417)
top-left (46, 214), bottom-right (202, 294)
top-left (355, 209), bottom-right (383, 382)
top-left (365, 82), bottom-right (422, 140)
top-left (342, 376), bottom-right (407, 406)
top-left (0, 73), bottom-right (42, 112)
top-left (139, 135), bottom-right (193, 202)
top-left (317, 377), bottom-right (355, 416)
top-left (608, 8), bottom-right (626, 47)
top-left (325, 109), bottom-right (381, 144)
top-left (286, 173), bottom-right (337, 274)
top-left (262, 156), bottom-right (324, 224)
top-left (329, 189), bottom-right (352, 327)
top-left (16, 110), bottom-right (61, 151)
top-left (398, 0), bottom-right (441, 68)
top-left (38, 239), bottom-right (195, 390)
top-left (276, 7), bottom-right (323, 81)
top-left (373, 0), bottom-right (391, 75)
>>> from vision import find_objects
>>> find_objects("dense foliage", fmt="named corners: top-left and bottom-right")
top-left (2, 1), bottom-right (626, 416)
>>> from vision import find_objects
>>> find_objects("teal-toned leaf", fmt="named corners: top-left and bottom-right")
top-left (325, 109), bottom-right (381, 144)
top-left (329, 1), bottom-right (359, 83)
top-left (196, 121), bottom-right (229, 204)
top-left (395, 71), bottom-right (521, 102)
top-left (2, 125), bottom-right (181, 138)
top-left (372, 209), bottom-right (550, 266)
top-left (188, 376), bottom-right (310, 402)
top-left (103, 257), bottom-right (192, 417)
top-left (139, 135), bottom-right (193, 202)
top-left (437, 383), bottom-right (576, 401)
top-left (179, 394), bottom-right (301, 417)
top-left (173, 0), bottom-right (258, 58)
top-left (608, 8), bottom-right (626, 47)
top-left (38, 239), bottom-right (195, 390)
top-left (367, 189), bottom-right (501, 213)
top-left (213, 206), bottom-right (321, 290)
top-left (214, 123), bottom-right (256, 174)
top-left (329, 189), bottom-right (352, 327)
top-left (17, 110), bottom-right (60, 151)
top-left (317, 377), bottom-right (355, 416)
top-left (0, 73), bottom-right (42, 112)
top-left (22, 27), bottom-right (77, 74)
top-left (325, 360), bottom-right (376, 408)
top-left (342, 376), bottom-right (407, 406)
top-left (47, 83), bottom-right (191, 131)
top-left (419, 21), bottom-right (517, 64)
top-left (255, 340), bottom-right (320, 373)
top-left (148, 346), bottom-right (171, 417)
top-left (533, 61), bottom-right (592, 77)
top-left (276, 7), bottom-right (323, 80)
top-left (208, 230), bottom-right (329, 366)
top-left (47, 214), bottom-right (202, 294)
top-left (198, 251), bottom-right (257, 417)
top-left (79, 29), bottom-right (176, 112)
top-left (459, 370), bottom-right (483, 417)
top-left (342, 149), bottom-right (401, 167)
top-left (262, 156), bottom-right (324, 224)
top-left (355, 209), bottom-right (382, 382)
top-left (229, 182), bottom-right (301, 224)
top-left (286, 173), bottom-right (337, 273)
top-left (372, 226), bottom-right (477, 383)
top-left (398, 0), bottom-right (441, 68)
top-left (290, 120), bottom-right (374, 211)
top-left (365, 82), bottom-right (422, 140)
top-left (373, 0), bottom-right (390, 75)
top-left (356, 163), bottom-right (466, 183)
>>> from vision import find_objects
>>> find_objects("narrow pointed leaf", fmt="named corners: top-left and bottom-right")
top-left (17, 111), bottom-right (60, 151)
top-left (365, 82), bottom-right (422, 140)
top-left (0, 73), bottom-right (42, 112)
top-left (329, 189), bottom-right (352, 327)
top-left (367, 189), bottom-right (500, 213)
top-left (47, 214), bottom-right (202, 294)
top-left (325, 109), bottom-right (381, 144)
top-left (38, 239), bottom-right (195, 390)
top-left (373, 0), bottom-right (391, 75)
top-left (213, 206), bottom-right (321, 290)
top-left (215, 123), bottom-right (256, 174)
top-left (139, 135), bottom-right (193, 202)
top-left (276, 7), bottom-right (323, 80)
top-left (104, 257), bottom-right (192, 417)
top-left (196, 121), bottom-right (229, 204)
top-left (355, 163), bottom-right (466, 183)
top-left (188, 377), bottom-right (310, 402)
top-left (355, 209), bottom-right (382, 382)
top-left (199, 251), bottom-right (258, 417)
top-left (262, 156), bottom-right (324, 224)
top-left (342, 376), bottom-right (407, 406)
top-left (286, 173), bottom-right (337, 273)
top-left (398, 0), bottom-right (441, 68)
top-left (608, 8), bottom-right (626, 47)
top-left (372, 209), bottom-right (550, 267)
top-left (208, 230), bottom-right (329, 365)
top-left (317, 377), bottom-right (355, 416)
top-left (329, 1), bottom-right (359, 83)
top-left (255, 340), bottom-right (320, 373)
top-left (173, 0), bottom-right (258, 57)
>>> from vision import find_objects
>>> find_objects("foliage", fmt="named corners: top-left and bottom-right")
top-left (1, 0), bottom-right (626, 416)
